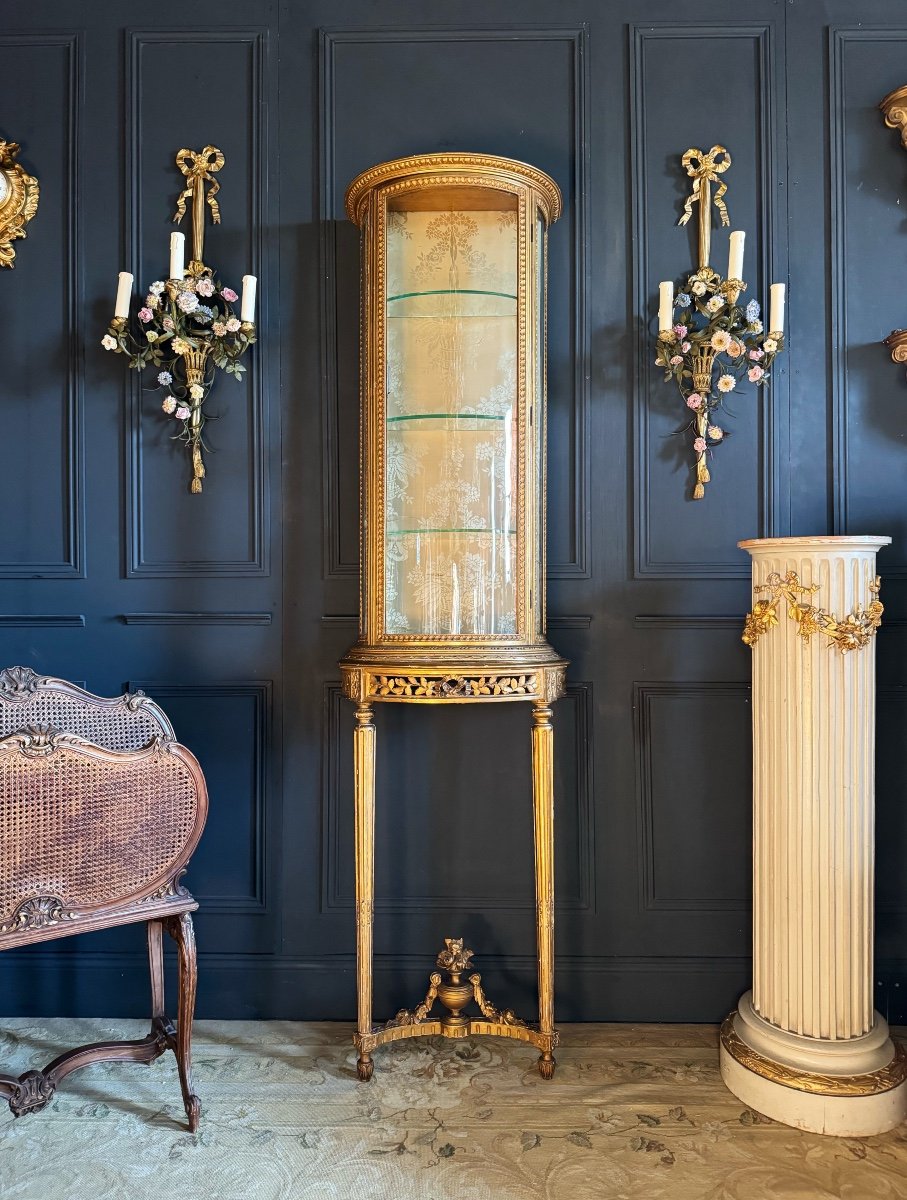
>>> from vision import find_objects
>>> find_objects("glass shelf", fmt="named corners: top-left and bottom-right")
top-left (386, 413), bottom-right (507, 424)
top-left (387, 289), bottom-right (517, 302)
top-left (387, 528), bottom-right (517, 536)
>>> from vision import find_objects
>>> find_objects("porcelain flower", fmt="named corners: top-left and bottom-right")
top-left (763, 337), bottom-right (778, 353)
top-left (157, 371), bottom-right (173, 386)
top-left (681, 341), bottom-right (691, 353)
top-left (172, 337), bottom-right (191, 355)
top-left (101, 334), bottom-right (118, 351)
top-left (708, 425), bottom-right (724, 441)
top-left (221, 287), bottom-right (239, 302)
top-left (676, 293), bottom-right (691, 308)
top-left (748, 365), bottom-right (765, 382)
top-left (196, 277), bottom-right (215, 297)
top-left (189, 384), bottom-right (204, 401)
top-left (226, 317), bottom-right (241, 333)
top-left (691, 280), bottom-right (707, 297)
top-left (727, 340), bottom-right (743, 358)
top-left (162, 395), bottom-right (177, 414)
top-left (717, 374), bottom-right (736, 393)
top-left (686, 393), bottom-right (703, 410)
top-left (212, 321), bottom-right (227, 337)
top-left (669, 354), bottom-right (683, 366)
top-left (149, 280), bottom-right (166, 295)
top-left (710, 330), bottom-right (731, 352)
top-left (145, 330), bottom-right (158, 342)
top-left (137, 307), bottom-right (153, 323)
top-left (748, 349), bottom-right (764, 361)
top-left (746, 299), bottom-right (760, 322)
top-left (673, 324), bottom-right (688, 338)
top-left (749, 319), bottom-right (763, 334)
top-left (693, 437), bottom-right (706, 453)
top-left (177, 290), bottom-right (199, 313)
top-left (705, 295), bottom-right (725, 314)
top-left (175, 405), bottom-right (191, 421)
top-left (145, 293), bottom-right (160, 309)
top-left (163, 316), bottom-right (175, 332)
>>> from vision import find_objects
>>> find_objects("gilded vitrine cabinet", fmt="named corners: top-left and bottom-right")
top-left (340, 153), bottom-right (567, 1081)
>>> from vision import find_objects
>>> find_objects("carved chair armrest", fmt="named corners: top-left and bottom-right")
top-left (0, 729), bottom-right (208, 949)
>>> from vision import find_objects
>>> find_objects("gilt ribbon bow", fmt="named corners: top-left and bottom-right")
top-left (172, 146), bottom-right (225, 225)
top-left (678, 145), bottom-right (732, 229)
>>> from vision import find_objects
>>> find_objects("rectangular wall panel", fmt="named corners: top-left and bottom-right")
top-left (129, 680), bottom-right (271, 914)
top-left (630, 24), bottom-right (782, 578)
top-left (829, 27), bottom-right (907, 573)
top-left (125, 30), bottom-right (269, 577)
top-left (319, 27), bottom-right (590, 582)
top-left (634, 682), bottom-right (752, 911)
top-left (0, 35), bottom-right (83, 578)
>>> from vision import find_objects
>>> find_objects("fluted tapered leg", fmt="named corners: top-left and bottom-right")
top-left (531, 700), bottom-right (556, 1079)
top-left (354, 702), bottom-right (376, 1082)
top-left (721, 536), bottom-right (907, 1136)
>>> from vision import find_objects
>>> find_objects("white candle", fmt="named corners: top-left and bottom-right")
top-left (728, 230), bottom-right (745, 281)
top-left (114, 271), bottom-right (133, 319)
top-left (241, 274), bottom-right (257, 323)
top-left (169, 231), bottom-right (185, 281)
top-left (658, 281), bottom-right (673, 333)
top-left (769, 283), bottom-right (786, 334)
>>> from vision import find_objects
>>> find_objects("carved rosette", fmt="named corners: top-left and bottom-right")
top-left (1, 895), bottom-right (76, 934)
top-left (0, 665), bottom-right (41, 700)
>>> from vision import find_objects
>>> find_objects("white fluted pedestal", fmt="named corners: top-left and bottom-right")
top-left (720, 536), bottom-right (907, 1136)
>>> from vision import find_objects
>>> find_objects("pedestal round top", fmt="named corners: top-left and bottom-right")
top-left (738, 535), bottom-right (892, 550)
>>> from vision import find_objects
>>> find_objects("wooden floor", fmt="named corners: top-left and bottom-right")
top-left (1, 1019), bottom-right (906, 1198)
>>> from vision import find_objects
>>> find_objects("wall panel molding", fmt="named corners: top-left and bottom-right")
top-left (630, 23), bottom-right (781, 579)
top-left (321, 680), bottom-right (594, 915)
top-left (129, 678), bottom-right (271, 913)
top-left (121, 611), bottom-right (272, 625)
top-left (318, 24), bottom-right (590, 581)
top-left (634, 681), bottom-right (752, 913)
top-left (0, 33), bottom-right (83, 579)
top-left (124, 28), bottom-right (269, 578)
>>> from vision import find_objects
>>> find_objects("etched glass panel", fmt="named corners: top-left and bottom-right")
top-left (384, 192), bottom-right (519, 636)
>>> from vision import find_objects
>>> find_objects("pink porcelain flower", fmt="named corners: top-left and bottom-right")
top-left (221, 287), bottom-right (239, 302)
top-left (196, 278), bottom-right (215, 297)
top-left (693, 437), bottom-right (707, 453)
top-left (137, 307), bottom-right (153, 323)
top-left (686, 393), bottom-right (703, 410)
top-left (681, 341), bottom-right (691, 353)
top-left (749, 349), bottom-right (764, 361)
top-left (673, 324), bottom-right (688, 338)
top-left (748, 365), bottom-right (765, 382)
top-left (175, 405), bottom-right (191, 421)
top-left (669, 354), bottom-right (683, 366)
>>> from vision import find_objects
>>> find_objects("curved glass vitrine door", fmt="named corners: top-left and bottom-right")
top-left (383, 188), bottom-right (520, 637)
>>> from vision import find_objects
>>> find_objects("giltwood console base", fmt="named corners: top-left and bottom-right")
top-left (354, 1019), bottom-right (558, 1082)
top-left (341, 658), bottom-right (566, 1084)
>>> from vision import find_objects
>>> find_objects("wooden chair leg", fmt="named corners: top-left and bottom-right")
top-left (165, 912), bottom-right (200, 1132)
top-left (147, 919), bottom-right (166, 1023)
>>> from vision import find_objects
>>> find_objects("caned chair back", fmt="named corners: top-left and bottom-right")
top-left (0, 666), bottom-right (173, 749)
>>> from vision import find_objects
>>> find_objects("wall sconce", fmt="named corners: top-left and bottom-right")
top-left (0, 138), bottom-right (39, 268)
top-left (102, 146), bottom-right (257, 494)
top-left (880, 86), bottom-right (907, 371)
top-left (654, 145), bottom-right (785, 500)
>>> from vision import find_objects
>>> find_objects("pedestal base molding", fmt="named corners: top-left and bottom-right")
top-left (720, 998), bottom-right (907, 1136)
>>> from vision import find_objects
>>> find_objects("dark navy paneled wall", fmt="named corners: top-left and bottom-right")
top-left (2, 0), bottom-right (907, 1022)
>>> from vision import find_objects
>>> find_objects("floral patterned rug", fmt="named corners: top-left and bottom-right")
top-left (1, 1019), bottom-right (906, 1199)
